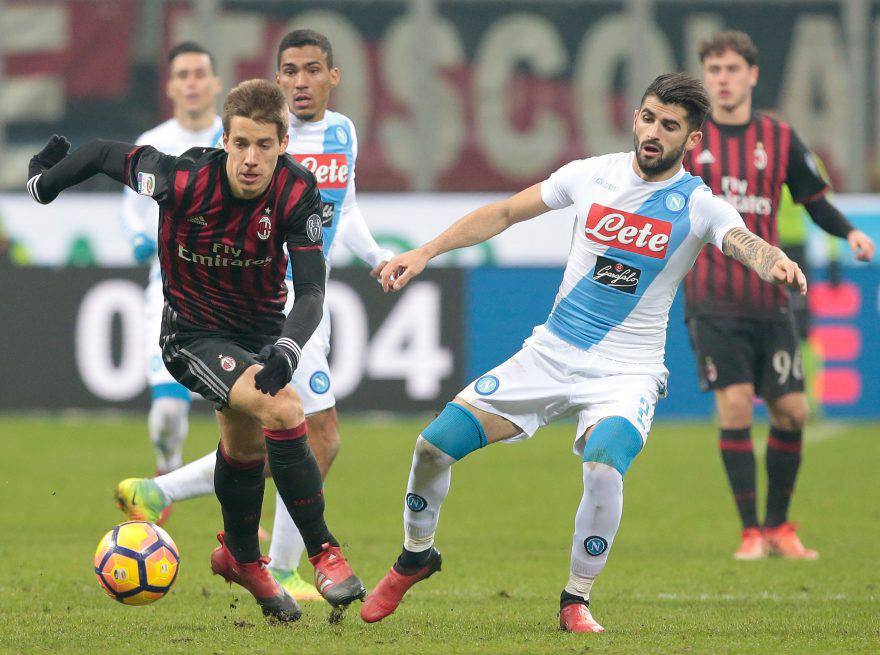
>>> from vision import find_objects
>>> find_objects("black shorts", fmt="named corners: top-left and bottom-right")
top-left (160, 306), bottom-right (274, 409)
top-left (686, 315), bottom-right (804, 400)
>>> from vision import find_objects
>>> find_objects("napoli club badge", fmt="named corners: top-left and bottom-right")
top-left (584, 536), bottom-right (608, 556)
top-left (664, 191), bottom-right (686, 213)
top-left (220, 355), bottom-right (236, 372)
top-left (474, 375), bottom-right (500, 396)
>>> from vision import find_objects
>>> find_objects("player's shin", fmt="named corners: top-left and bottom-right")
top-left (400, 436), bottom-right (455, 568)
top-left (214, 443), bottom-right (266, 563)
top-left (765, 426), bottom-right (803, 527)
top-left (567, 418), bottom-right (642, 602)
top-left (719, 428), bottom-right (759, 528)
top-left (268, 490), bottom-right (307, 571)
top-left (264, 425), bottom-right (336, 556)
top-left (155, 450), bottom-right (216, 502)
top-left (398, 402), bottom-right (486, 569)
top-left (148, 396), bottom-right (190, 473)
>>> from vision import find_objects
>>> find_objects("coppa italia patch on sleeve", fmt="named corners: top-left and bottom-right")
top-left (592, 255), bottom-right (641, 293)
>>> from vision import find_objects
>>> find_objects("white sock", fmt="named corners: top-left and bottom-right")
top-left (154, 450), bottom-right (216, 503)
top-left (268, 489), bottom-right (306, 572)
top-left (403, 436), bottom-right (455, 552)
top-left (567, 462), bottom-right (624, 599)
top-left (148, 397), bottom-right (189, 473)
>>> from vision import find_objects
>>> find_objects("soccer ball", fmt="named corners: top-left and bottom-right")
top-left (93, 521), bottom-right (180, 605)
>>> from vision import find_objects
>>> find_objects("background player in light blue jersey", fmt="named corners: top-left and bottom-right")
top-left (116, 31), bottom-right (391, 601)
top-left (362, 74), bottom-right (807, 633)
top-left (116, 43), bottom-right (222, 485)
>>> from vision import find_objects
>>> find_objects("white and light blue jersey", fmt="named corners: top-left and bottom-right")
top-left (284, 111), bottom-right (392, 279)
top-left (540, 152), bottom-right (744, 364)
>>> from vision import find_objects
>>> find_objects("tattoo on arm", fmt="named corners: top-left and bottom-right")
top-left (722, 227), bottom-right (785, 282)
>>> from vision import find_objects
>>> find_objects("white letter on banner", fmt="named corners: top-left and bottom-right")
top-left (474, 13), bottom-right (566, 177)
top-left (367, 282), bottom-right (452, 398)
top-left (75, 280), bottom-right (146, 401)
top-left (780, 16), bottom-right (850, 176)
top-left (574, 14), bottom-right (674, 154)
top-left (326, 280), bottom-right (368, 399)
top-left (379, 13), bottom-right (465, 181)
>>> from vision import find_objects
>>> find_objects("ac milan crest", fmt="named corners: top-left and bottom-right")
top-left (257, 208), bottom-right (272, 241)
top-left (753, 142), bottom-right (767, 171)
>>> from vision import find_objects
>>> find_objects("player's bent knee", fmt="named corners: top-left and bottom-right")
top-left (583, 417), bottom-right (644, 476)
top-left (222, 438), bottom-right (266, 463)
top-left (259, 387), bottom-right (305, 430)
top-left (774, 408), bottom-right (808, 431)
top-left (414, 435), bottom-right (450, 465)
top-left (421, 402), bottom-right (488, 461)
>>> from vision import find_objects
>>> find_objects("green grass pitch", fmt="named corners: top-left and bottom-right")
top-left (1, 413), bottom-right (877, 654)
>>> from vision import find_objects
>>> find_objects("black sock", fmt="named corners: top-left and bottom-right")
top-left (214, 443), bottom-right (264, 563)
top-left (765, 426), bottom-right (803, 528)
top-left (719, 428), bottom-right (758, 528)
top-left (560, 590), bottom-right (589, 608)
top-left (265, 426), bottom-right (337, 558)
top-left (395, 547), bottom-right (432, 572)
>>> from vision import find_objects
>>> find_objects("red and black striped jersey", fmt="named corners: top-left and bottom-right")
top-left (682, 114), bottom-right (829, 319)
top-left (122, 145), bottom-right (323, 334)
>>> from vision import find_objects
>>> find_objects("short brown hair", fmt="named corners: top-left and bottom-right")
top-left (222, 79), bottom-right (289, 141)
top-left (698, 30), bottom-right (758, 67)
top-left (640, 73), bottom-right (710, 131)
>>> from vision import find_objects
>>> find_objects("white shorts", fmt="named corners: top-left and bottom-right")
top-left (457, 325), bottom-right (668, 455)
top-left (284, 280), bottom-right (336, 416)
top-left (145, 262), bottom-right (180, 389)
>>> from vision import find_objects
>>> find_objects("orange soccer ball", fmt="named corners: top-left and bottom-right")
top-left (93, 521), bottom-right (180, 605)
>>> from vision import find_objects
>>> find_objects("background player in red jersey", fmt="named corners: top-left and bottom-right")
top-left (25, 79), bottom-right (365, 622)
top-left (683, 31), bottom-right (875, 560)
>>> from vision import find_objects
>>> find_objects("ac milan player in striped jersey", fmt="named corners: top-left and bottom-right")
top-left (682, 31), bottom-right (875, 560)
top-left (25, 79), bottom-right (365, 622)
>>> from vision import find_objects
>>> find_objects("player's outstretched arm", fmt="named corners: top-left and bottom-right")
top-left (802, 196), bottom-right (875, 262)
top-left (379, 183), bottom-right (550, 292)
top-left (722, 227), bottom-right (807, 295)
top-left (27, 137), bottom-right (140, 205)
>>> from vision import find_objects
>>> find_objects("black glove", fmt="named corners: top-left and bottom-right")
top-left (29, 135), bottom-right (71, 179)
top-left (254, 342), bottom-right (299, 396)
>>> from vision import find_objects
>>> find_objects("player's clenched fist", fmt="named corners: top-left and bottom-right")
top-left (769, 258), bottom-right (807, 295)
top-left (379, 248), bottom-right (430, 292)
top-left (29, 135), bottom-right (71, 179)
top-left (254, 343), bottom-right (298, 396)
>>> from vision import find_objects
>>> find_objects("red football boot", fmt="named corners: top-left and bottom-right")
top-left (733, 527), bottom-right (768, 560)
top-left (559, 592), bottom-right (605, 633)
top-left (764, 522), bottom-right (819, 560)
top-left (210, 533), bottom-right (301, 622)
top-left (360, 548), bottom-right (442, 623)
top-left (308, 542), bottom-right (366, 610)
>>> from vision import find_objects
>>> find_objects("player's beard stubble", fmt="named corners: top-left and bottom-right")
top-left (633, 134), bottom-right (688, 176)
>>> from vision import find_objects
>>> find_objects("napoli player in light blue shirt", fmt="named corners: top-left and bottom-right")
top-left (363, 73), bottom-right (807, 633)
